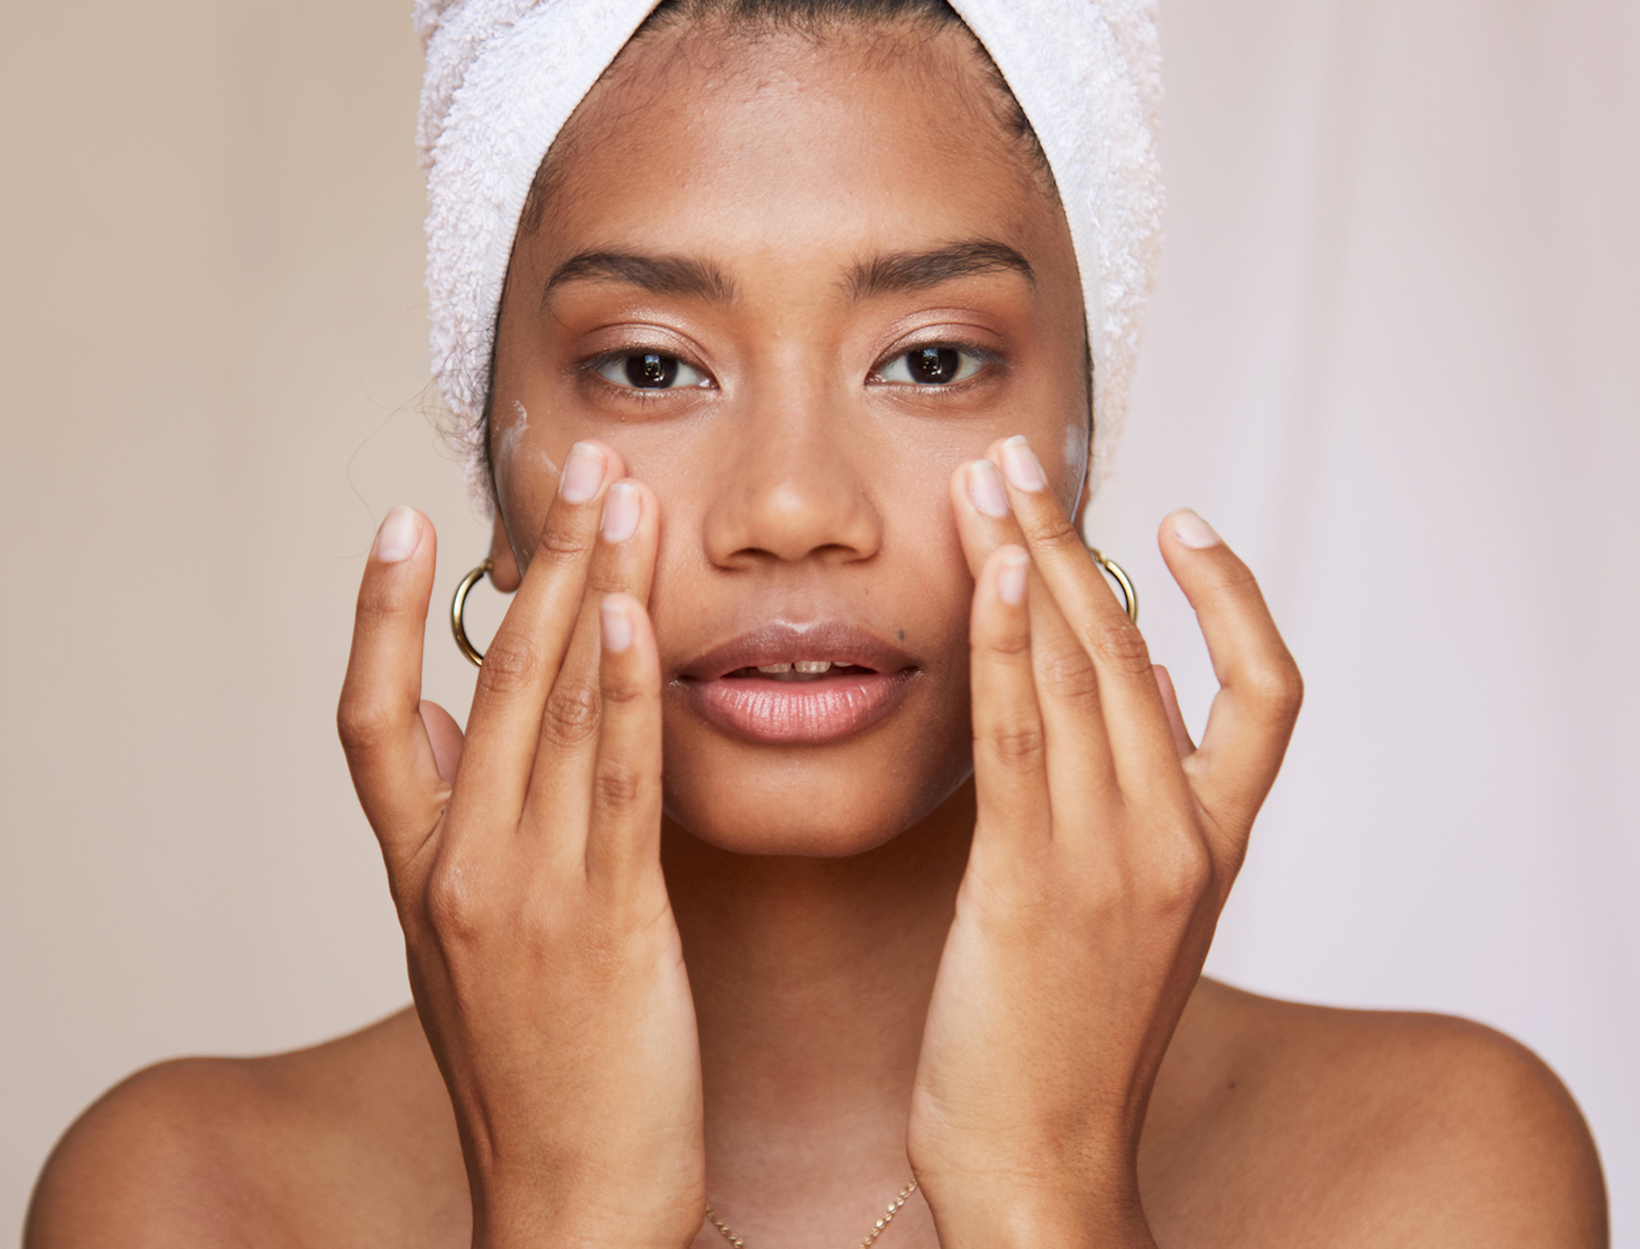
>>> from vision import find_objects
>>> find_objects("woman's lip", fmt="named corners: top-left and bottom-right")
top-left (678, 620), bottom-right (917, 681)
top-left (677, 669), bottom-right (916, 745)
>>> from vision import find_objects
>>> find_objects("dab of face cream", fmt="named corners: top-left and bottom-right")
top-left (495, 401), bottom-right (558, 474)
top-left (1063, 420), bottom-right (1089, 480)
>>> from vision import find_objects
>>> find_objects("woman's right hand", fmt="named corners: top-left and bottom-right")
top-left (337, 441), bottom-right (704, 1249)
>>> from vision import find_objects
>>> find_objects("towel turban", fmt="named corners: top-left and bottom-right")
top-left (415, 0), bottom-right (1163, 509)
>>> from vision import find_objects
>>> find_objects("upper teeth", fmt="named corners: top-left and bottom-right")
top-left (756, 661), bottom-right (832, 674)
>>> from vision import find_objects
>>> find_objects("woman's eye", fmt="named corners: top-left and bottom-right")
top-left (874, 345), bottom-right (987, 386)
top-left (595, 352), bottom-right (709, 390)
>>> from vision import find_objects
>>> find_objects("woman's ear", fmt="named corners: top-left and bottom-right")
top-left (488, 513), bottom-right (522, 592)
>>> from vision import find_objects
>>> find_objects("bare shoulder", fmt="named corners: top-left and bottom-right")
top-left (24, 1009), bottom-right (467, 1249)
top-left (1144, 978), bottom-right (1608, 1248)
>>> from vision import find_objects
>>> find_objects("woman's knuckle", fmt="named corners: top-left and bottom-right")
top-left (593, 758), bottom-right (645, 815)
top-left (1146, 828), bottom-right (1213, 910)
top-left (543, 680), bottom-right (601, 748)
top-left (425, 858), bottom-right (487, 942)
top-left (599, 675), bottom-right (647, 708)
top-left (584, 562), bottom-right (627, 597)
top-left (987, 718), bottom-right (1046, 767)
top-left (476, 634), bottom-right (543, 696)
top-left (1089, 615), bottom-right (1151, 675)
top-left (1024, 508), bottom-right (1079, 547)
top-left (534, 525), bottom-right (593, 567)
top-left (1205, 562), bottom-right (1262, 611)
top-left (981, 628), bottom-right (1032, 661)
top-left (1038, 647), bottom-right (1099, 702)
top-left (336, 695), bottom-right (394, 755)
top-left (1252, 658), bottom-right (1305, 719)
top-left (354, 580), bottom-right (406, 627)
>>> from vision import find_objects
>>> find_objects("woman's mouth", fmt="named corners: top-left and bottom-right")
top-left (674, 625), bottom-right (919, 745)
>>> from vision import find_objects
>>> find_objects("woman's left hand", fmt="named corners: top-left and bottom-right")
top-left (907, 436), bottom-right (1304, 1248)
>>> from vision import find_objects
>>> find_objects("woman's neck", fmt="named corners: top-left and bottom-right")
top-left (662, 781), bottom-right (974, 1190)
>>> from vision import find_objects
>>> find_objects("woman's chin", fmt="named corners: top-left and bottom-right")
top-left (663, 812), bottom-right (905, 859)
top-left (659, 746), bottom-right (972, 860)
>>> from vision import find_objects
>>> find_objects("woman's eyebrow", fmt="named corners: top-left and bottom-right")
top-left (846, 240), bottom-right (1036, 300)
top-left (538, 239), bottom-right (1034, 309)
top-left (542, 251), bottom-right (738, 307)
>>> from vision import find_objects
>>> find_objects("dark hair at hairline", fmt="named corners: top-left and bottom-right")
top-left (479, 0), bottom-right (1079, 510)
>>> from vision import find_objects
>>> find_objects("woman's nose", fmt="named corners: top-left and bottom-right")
top-left (700, 386), bottom-right (883, 569)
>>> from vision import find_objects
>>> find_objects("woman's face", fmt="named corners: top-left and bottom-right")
top-left (489, 20), bottom-right (1089, 856)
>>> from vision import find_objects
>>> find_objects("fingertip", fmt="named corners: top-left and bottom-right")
top-left (600, 593), bottom-right (635, 654)
top-left (559, 439), bottom-right (627, 504)
top-left (966, 458), bottom-right (1012, 520)
top-left (585, 439), bottom-right (629, 483)
top-left (373, 506), bottom-right (426, 564)
top-left (994, 544), bottom-right (1029, 606)
top-left (999, 435), bottom-right (1048, 493)
top-left (600, 480), bottom-right (643, 544)
top-left (1162, 508), bottom-right (1223, 552)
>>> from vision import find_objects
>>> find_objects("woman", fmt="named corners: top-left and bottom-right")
top-left (26, 0), bottom-right (1606, 1245)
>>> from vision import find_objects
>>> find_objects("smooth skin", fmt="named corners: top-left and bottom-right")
top-left (27, 15), bottom-right (1605, 1249)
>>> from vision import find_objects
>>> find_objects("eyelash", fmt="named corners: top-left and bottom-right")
top-left (868, 342), bottom-right (998, 389)
top-left (579, 348), bottom-right (715, 402)
top-left (577, 339), bottom-right (1001, 398)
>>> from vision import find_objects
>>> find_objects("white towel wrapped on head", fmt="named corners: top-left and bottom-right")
top-left (415, 0), bottom-right (1163, 510)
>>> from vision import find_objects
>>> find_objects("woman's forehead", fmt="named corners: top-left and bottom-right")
top-left (529, 23), bottom-right (1065, 272)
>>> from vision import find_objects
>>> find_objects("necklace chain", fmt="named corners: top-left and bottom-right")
top-left (704, 1179), bottom-right (919, 1249)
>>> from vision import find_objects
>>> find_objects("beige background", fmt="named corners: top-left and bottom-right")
top-left (3, 0), bottom-right (1636, 1241)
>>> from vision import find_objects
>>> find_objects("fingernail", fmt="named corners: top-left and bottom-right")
top-left (1001, 436), bottom-right (1047, 492)
top-left (997, 547), bottom-right (1029, 605)
top-left (601, 481), bottom-right (640, 543)
top-left (967, 460), bottom-right (1011, 519)
top-left (560, 441), bottom-right (605, 503)
top-left (373, 507), bottom-right (419, 562)
top-left (1172, 509), bottom-right (1222, 549)
top-left (600, 596), bottom-right (633, 653)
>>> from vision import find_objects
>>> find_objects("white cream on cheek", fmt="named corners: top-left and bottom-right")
top-left (493, 399), bottom-right (561, 503)
top-left (1063, 418), bottom-right (1090, 517)
top-left (1063, 419), bottom-right (1088, 478)
top-left (492, 401), bottom-right (567, 572)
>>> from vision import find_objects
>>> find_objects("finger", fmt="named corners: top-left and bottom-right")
top-left (522, 477), bottom-right (661, 845)
top-left (969, 545), bottom-right (1052, 853)
top-left (1152, 665), bottom-right (1196, 760)
top-left (993, 437), bottom-right (1181, 793)
top-left (950, 455), bottom-right (1119, 810)
top-left (1159, 509), bottom-right (1303, 854)
top-left (584, 593), bottom-right (665, 890)
top-left (454, 440), bottom-right (622, 829)
top-left (337, 507), bottom-right (446, 871)
top-left (948, 453), bottom-right (1016, 581)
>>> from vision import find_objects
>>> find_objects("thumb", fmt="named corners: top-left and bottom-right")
top-left (418, 700), bottom-right (465, 785)
top-left (1152, 665), bottom-right (1196, 760)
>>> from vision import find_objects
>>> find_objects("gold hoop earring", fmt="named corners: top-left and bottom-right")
top-left (1087, 548), bottom-right (1139, 625)
top-left (451, 559), bottom-right (493, 667)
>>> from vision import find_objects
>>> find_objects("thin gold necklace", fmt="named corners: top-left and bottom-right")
top-left (705, 1179), bottom-right (919, 1249)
